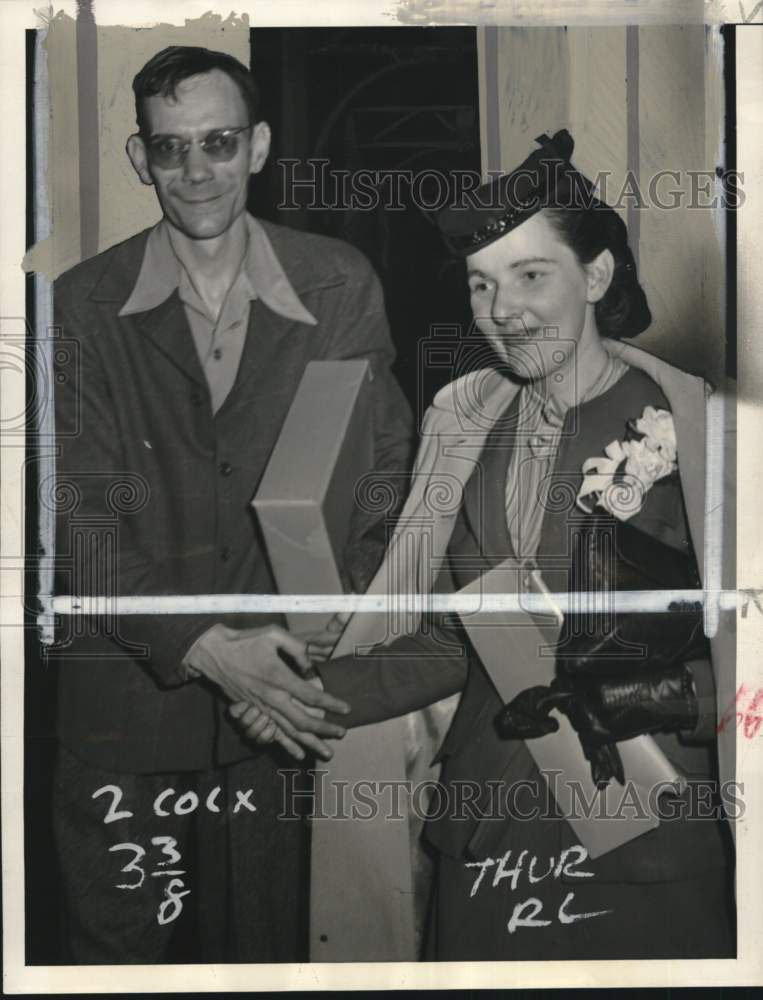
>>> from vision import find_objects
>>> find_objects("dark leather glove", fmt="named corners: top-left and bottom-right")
top-left (494, 685), bottom-right (569, 740)
top-left (495, 681), bottom-right (628, 787)
top-left (563, 662), bottom-right (698, 743)
top-left (553, 662), bottom-right (699, 787)
top-left (496, 663), bottom-right (700, 788)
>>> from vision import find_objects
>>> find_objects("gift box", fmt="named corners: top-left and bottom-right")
top-left (252, 360), bottom-right (373, 632)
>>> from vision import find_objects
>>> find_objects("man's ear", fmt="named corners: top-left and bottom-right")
top-left (249, 121), bottom-right (271, 176)
top-left (126, 134), bottom-right (153, 187)
top-left (586, 248), bottom-right (615, 304)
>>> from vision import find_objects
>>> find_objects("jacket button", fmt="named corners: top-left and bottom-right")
top-left (219, 461), bottom-right (233, 477)
top-left (191, 389), bottom-right (204, 406)
top-left (220, 546), bottom-right (231, 561)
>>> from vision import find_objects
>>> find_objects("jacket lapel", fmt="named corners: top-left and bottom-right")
top-left (461, 395), bottom-right (518, 564)
top-left (423, 373), bottom-right (520, 587)
top-left (132, 292), bottom-right (207, 387)
top-left (216, 297), bottom-right (297, 414)
top-left (333, 371), bottom-right (519, 655)
top-left (89, 227), bottom-right (206, 387)
top-left (602, 339), bottom-right (706, 563)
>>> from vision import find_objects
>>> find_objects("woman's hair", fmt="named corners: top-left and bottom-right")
top-left (542, 203), bottom-right (652, 339)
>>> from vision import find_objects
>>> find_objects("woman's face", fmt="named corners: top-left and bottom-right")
top-left (466, 211), bottom-right (609, 384)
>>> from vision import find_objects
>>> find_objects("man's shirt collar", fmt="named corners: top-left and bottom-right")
top-left (118, 214), bottom-right (317, 326)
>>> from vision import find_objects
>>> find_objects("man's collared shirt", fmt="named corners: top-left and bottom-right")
top-left (119, 214), bottom-right (317, 414)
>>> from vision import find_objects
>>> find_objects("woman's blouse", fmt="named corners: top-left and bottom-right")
top-left (504, 354), bottom-right (630, 559)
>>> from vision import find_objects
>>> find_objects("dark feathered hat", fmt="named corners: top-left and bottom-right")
top-left (438, 129), bottom-right (599, 256)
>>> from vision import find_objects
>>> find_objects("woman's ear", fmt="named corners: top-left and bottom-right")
top-left (585, 248), bottom-right (615, 303)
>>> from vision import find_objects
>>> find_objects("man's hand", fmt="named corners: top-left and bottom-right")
top-left (229, 674), bottom-right (338, 761)
top-left (226, 615), bottom-right (354, 760)
top-left (185, 623), bottom-right (350, 739)
top-left (229, 693), bottom-right (333, 762)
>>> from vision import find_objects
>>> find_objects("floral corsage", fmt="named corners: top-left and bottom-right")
top-left (575, 406), bottom-right (678, 522)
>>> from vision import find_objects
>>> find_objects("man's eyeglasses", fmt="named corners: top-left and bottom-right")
top-left (144, 125), bottom-right (254, 170)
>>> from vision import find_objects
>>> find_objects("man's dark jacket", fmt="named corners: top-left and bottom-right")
top-left (52, 218), bottom-right (412, 774)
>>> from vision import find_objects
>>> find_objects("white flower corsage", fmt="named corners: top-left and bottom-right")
top-left (576, 406), bottom-right (678, 521)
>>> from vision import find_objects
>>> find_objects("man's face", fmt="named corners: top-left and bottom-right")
top-left (127, 69), bottom-right (270, 241)
top-left (466, 211), bottom-right (605, 383)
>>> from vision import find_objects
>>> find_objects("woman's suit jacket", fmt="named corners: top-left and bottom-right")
top-left (314, 341), bottom-right (736, 960)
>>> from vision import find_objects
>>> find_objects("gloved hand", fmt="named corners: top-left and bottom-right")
top-left (544, 514), bottom-right (707, 787)
top-left (496, 662), bottom-right (699, 788)
top-left (494, 682), bottom-right (626, 787)
top-left (494, 685), bottom-right (569, 740)
top-left (560, 662), bottom-right (698, 744)
top-left (555, 662), bottom-right (698, 787)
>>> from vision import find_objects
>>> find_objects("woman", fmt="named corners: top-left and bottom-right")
top-left (233, 130), bottom-right (735, 960)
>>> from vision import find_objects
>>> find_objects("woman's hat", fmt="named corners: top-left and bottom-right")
top-left (437, 129), bottom-right (598, 256)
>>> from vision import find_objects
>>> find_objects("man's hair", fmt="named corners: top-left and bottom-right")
top-left (132, 45), bottom-right (259, 135)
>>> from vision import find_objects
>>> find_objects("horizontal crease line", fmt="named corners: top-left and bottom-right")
top-left (48, 589), bottom-right (743, 616)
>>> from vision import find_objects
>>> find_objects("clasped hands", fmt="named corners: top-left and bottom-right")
top-left (495, 662), bottom-right (698, 789)
top-left (186, 615), bottom-right (351, 762)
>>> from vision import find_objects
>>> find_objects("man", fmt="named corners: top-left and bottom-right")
top-left (50, 44), bottom-right (412, 964)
